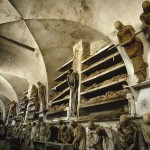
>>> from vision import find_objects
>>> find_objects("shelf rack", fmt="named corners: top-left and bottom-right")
top-left (79, 43), bottom-right (130, 120)
top-left (52, 87), bottom-right (70, 101)
top-left (46, 107), bottom-right (69, 122)
top-left (46, 41), bottom-right (131, 122)
top-left (82, 43), bottom-right (114, 65)
top-left (51, 79), bottom-right (68, 91)
top-left (81, 78), bottom-right (126, 96)
top-left (46, 59), bottom-right (72, 122)
top-left (82, 63), bottom-right (126, 85)
top-left (82, 51), bottom-right (120, 74)
top-left (79, 95), bottom-right (126, 108)
top-left (50, 97), bottom-right (69, 105)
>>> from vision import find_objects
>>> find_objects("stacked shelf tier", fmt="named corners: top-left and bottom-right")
top-left (47, 59), bottom-right (72, 121)
top-left (79, 44), bottom-right (129, 120)
top-left (50, 97), bottom-right (69, 105)
top-left (52, 79), bottom-right (68, 91)
top-left (52, 87), bottom-right (70, 101)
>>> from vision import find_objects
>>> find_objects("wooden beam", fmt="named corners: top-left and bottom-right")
top-left (0, 35), bottom-right (35, 52)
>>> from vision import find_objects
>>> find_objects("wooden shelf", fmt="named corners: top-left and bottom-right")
top-left (78, 100), bottom-right (128, 119)
top-left (82, 51), bottom-right (120, 75)
top-left (49, 58), bottom-right (72, 120)
top-left (78, 109), bottom-right (127, 121)
top-left (57, 59), bottom-right (73, 72)
top-left (81, 78), bottom-right (126, 96)
top-left (52, 88), bottom-right (70, 101)
top-left (82, 43), bottom-right (114, 65)
top-left (79, 96), bottom-right (126, 108)
top-left (50, 97), bottom-right (69, 105)
top-left (51, 79), bottom-right (68, 91)
top-left (127, 80), bottom-right (150, 89)
top-left (82, 63), bottom-right (126, 85)
top-left (54, 71), bottom-right (68, 82)
top-left (47, 107), bottom-right (69, 115)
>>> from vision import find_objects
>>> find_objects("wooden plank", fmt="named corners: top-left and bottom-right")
top-left (82, 43), bottom-right (113, 64)
top-left (57, 59), bottom-right (73, 71)
top-left (82, 63), bottom-right (125, 84)
top-left (82, 51), bottom-right (119, 74)
top-left (79, 96), bottom-right (126, 108)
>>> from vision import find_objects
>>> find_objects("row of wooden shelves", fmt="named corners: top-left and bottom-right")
top-left (46, 42), bottom-right (131, 122)
top-left (78, 42), bottom-right (129, 120)
top-left (46, 59), bottom-right (73, 121)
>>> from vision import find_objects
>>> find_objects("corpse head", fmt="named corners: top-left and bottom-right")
top-left (120, 115), bottom-right (129, 124)
top-left (142, 1), bottom-right (150, 13)
top-left (87, 121), bottom-right (96, 130)
top-left (143, 113), bottom-right (150, 124)
top-left (69, 120), bottom-right (77, 128)
top-left (114, 21), bottom-right (124, 31)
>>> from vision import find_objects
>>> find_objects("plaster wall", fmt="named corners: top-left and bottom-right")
top-left (0, 0), bottom-right (20, 24)
top-left (0, 95), bottom-right (10, 107)
top-left (8, 0), bottom-right (147, 42)
top-left (0, 74), bottom-right (29, 100)
top-left (0, 75), bottom-right (18, 102)
top-left (0, 20), bottom-right (48, 85)
top-left (0, 100), bottom-right (5, 119)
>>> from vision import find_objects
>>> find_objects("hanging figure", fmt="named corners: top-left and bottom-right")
top-left (30, 85), bottom-right (39, 112)
top-left (37, 81), bottom-right (46, 111)
top-left (140, 1), bottom-right (150, 38)
top-left (114, 21), bottom-right (147, 82)
top-left (67, 68), bottom-right (79, 116)
top-left (11, 100), bottom-right (17, 118)
top-left (23, 96), bottom-right (29, 120)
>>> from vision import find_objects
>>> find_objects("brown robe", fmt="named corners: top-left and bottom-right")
top-left (30, 85), bottom-right (39, 111)
top-left (59, 125), bottom-right (73, 144)
top-left (72, 124), bottom-right (86, 150)
top-left (38, 84), bottom-right (46, 110)
top-left (141, 123), bottom-right (150, 150)
top-left (88, 129), bottom-right (102, 150)
top-left (67, 72), bottom-right (79, 116)
top-left (117, 121), bottom-right (138, 150)
top-left (117, 25), bottom-right (147, 75)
